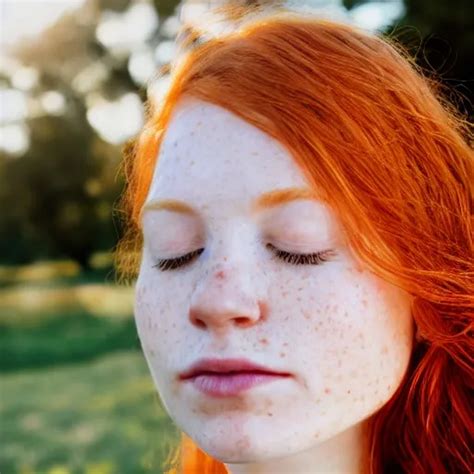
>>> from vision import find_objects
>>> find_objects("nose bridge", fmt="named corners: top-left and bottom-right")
top-left (188, 221), bottom-right (266, 331)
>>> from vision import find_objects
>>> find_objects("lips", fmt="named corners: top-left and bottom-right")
top-left (178, 357), bottom-right (292, 397)
top-left (178, 357), bottom-right (290, 380)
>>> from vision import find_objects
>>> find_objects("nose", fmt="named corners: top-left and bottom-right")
top-left (188, 262), bottom-right (267, 332)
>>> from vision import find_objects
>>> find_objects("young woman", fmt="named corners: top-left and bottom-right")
top-left (115, 9), bottom-right (473, 474)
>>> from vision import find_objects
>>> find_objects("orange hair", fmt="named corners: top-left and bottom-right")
top-left (115, 11), bottom-right (473, 474)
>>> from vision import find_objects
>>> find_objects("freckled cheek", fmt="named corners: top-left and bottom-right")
top-left (134, 289), bottom-right (177, 347)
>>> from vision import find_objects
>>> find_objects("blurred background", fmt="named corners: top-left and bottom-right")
top-left (0, 0), bottom-right (472, 473)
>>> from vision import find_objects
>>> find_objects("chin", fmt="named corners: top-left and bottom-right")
top-left (192, 426), bottom-right (276, 462)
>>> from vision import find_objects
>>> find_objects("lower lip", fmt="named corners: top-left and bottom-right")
top-left (185, 372), bottom-right (290, 397)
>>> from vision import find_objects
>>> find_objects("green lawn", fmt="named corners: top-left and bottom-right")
top-left (0, 350), bottom-right (180, 474)
top-left (0, 256), bottom-right (181, 473)
top-left (0, 310), bottom-right (139, 372)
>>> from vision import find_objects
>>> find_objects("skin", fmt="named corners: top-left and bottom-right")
top-left (134, 96), bottom-right (414, 474)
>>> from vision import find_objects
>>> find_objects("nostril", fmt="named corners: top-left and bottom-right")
top-left (235, 317), bottom-right (254, 327)
top-left (195, 319), bottom-right (206, 329)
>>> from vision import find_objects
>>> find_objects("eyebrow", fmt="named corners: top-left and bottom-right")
top-left (140, 187), bottom-right (320, 221)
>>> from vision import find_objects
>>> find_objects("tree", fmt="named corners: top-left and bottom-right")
top-left (0, 0), bottom-right (180, 269)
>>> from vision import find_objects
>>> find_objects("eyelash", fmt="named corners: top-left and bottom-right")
top-left (152, 243), bottom-right (334, 272)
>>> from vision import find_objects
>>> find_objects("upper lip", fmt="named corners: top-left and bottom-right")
top-left (178, 357), bottom-right (291, 380)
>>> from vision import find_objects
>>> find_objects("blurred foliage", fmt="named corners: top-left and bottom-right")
top-left (396, 0), bottom-right (473, 121)
top-left (0, 0), bottom-right (180, 270)
top-left (0, 99), bottom-right (119, 269)
top-left (152, 0), bottom-right (181, 17)
top-left (347, 0), bottom-right (474, 121)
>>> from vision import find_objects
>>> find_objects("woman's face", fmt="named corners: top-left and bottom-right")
top-left (135, 97), bottom-right (414, 464)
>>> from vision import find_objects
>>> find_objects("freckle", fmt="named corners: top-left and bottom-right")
top-left (314, 432), bottom-right (320, 439)
top-left (236, 437), bottom-right (250, 450)
top-left (362, 299), bottom-right (368, 307)
top-left (283, 342), bottom-right (289, 347)
top-left (381, 345), bottom-right (388, 354)
top-left (149, 349), bottom-right (155, 356)
top-left (337, 359), bottom-right (342, 368)
top-left (173, 140), bottom-right (178, 147)
top-left (259, 338), bottom-right (268, 345)
top-left (346, 389), bottom-right (351, 394)
top-left (279, 352), bottom-right (286, 358)
top-left (267, 412), bottom-right (273, 417)
top-left (315, 398), bottom-right (321, 404)
top-left (387, 384), bottom-right (391, 391)
top-left (324, 387), bottom-right (331, 394)
top-left (297, 287), bottom-right (303, 292)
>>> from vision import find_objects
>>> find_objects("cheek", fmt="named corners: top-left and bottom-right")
top-left (134, 281), bottom-right (175, 355)
top-left (317, 274), bottom-right (413, 406)
top-left (277, 266), bottom-right (413, 403)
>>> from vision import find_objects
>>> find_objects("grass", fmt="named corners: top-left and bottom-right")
top-left (0, 350), bottom-right (181, 474)
top-left (0, 310), bottom-right (140, 372)
top-left (0, 255), bottom-right (181, 473)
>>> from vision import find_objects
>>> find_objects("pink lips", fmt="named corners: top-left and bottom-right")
top-left (189, 372), bottom-right (289, 397)
top-left (178, 357), bottom-right (292, 398)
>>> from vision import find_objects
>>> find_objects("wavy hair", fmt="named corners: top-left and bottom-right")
top-left (115, 11), bottom-right (474, 474)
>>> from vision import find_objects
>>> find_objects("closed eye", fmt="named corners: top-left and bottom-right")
top-left (265, 243), bottom-right (335, 265)
top-left (153, 248), bottom-right (205, 271)
top-left (152, 244), bottom-right (335, 272)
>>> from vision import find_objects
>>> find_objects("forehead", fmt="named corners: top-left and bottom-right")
top-left (147, 97), bottom-right (312, 211)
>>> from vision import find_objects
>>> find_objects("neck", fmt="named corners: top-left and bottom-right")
top-left (224, 422), bottom-right (367, 474)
